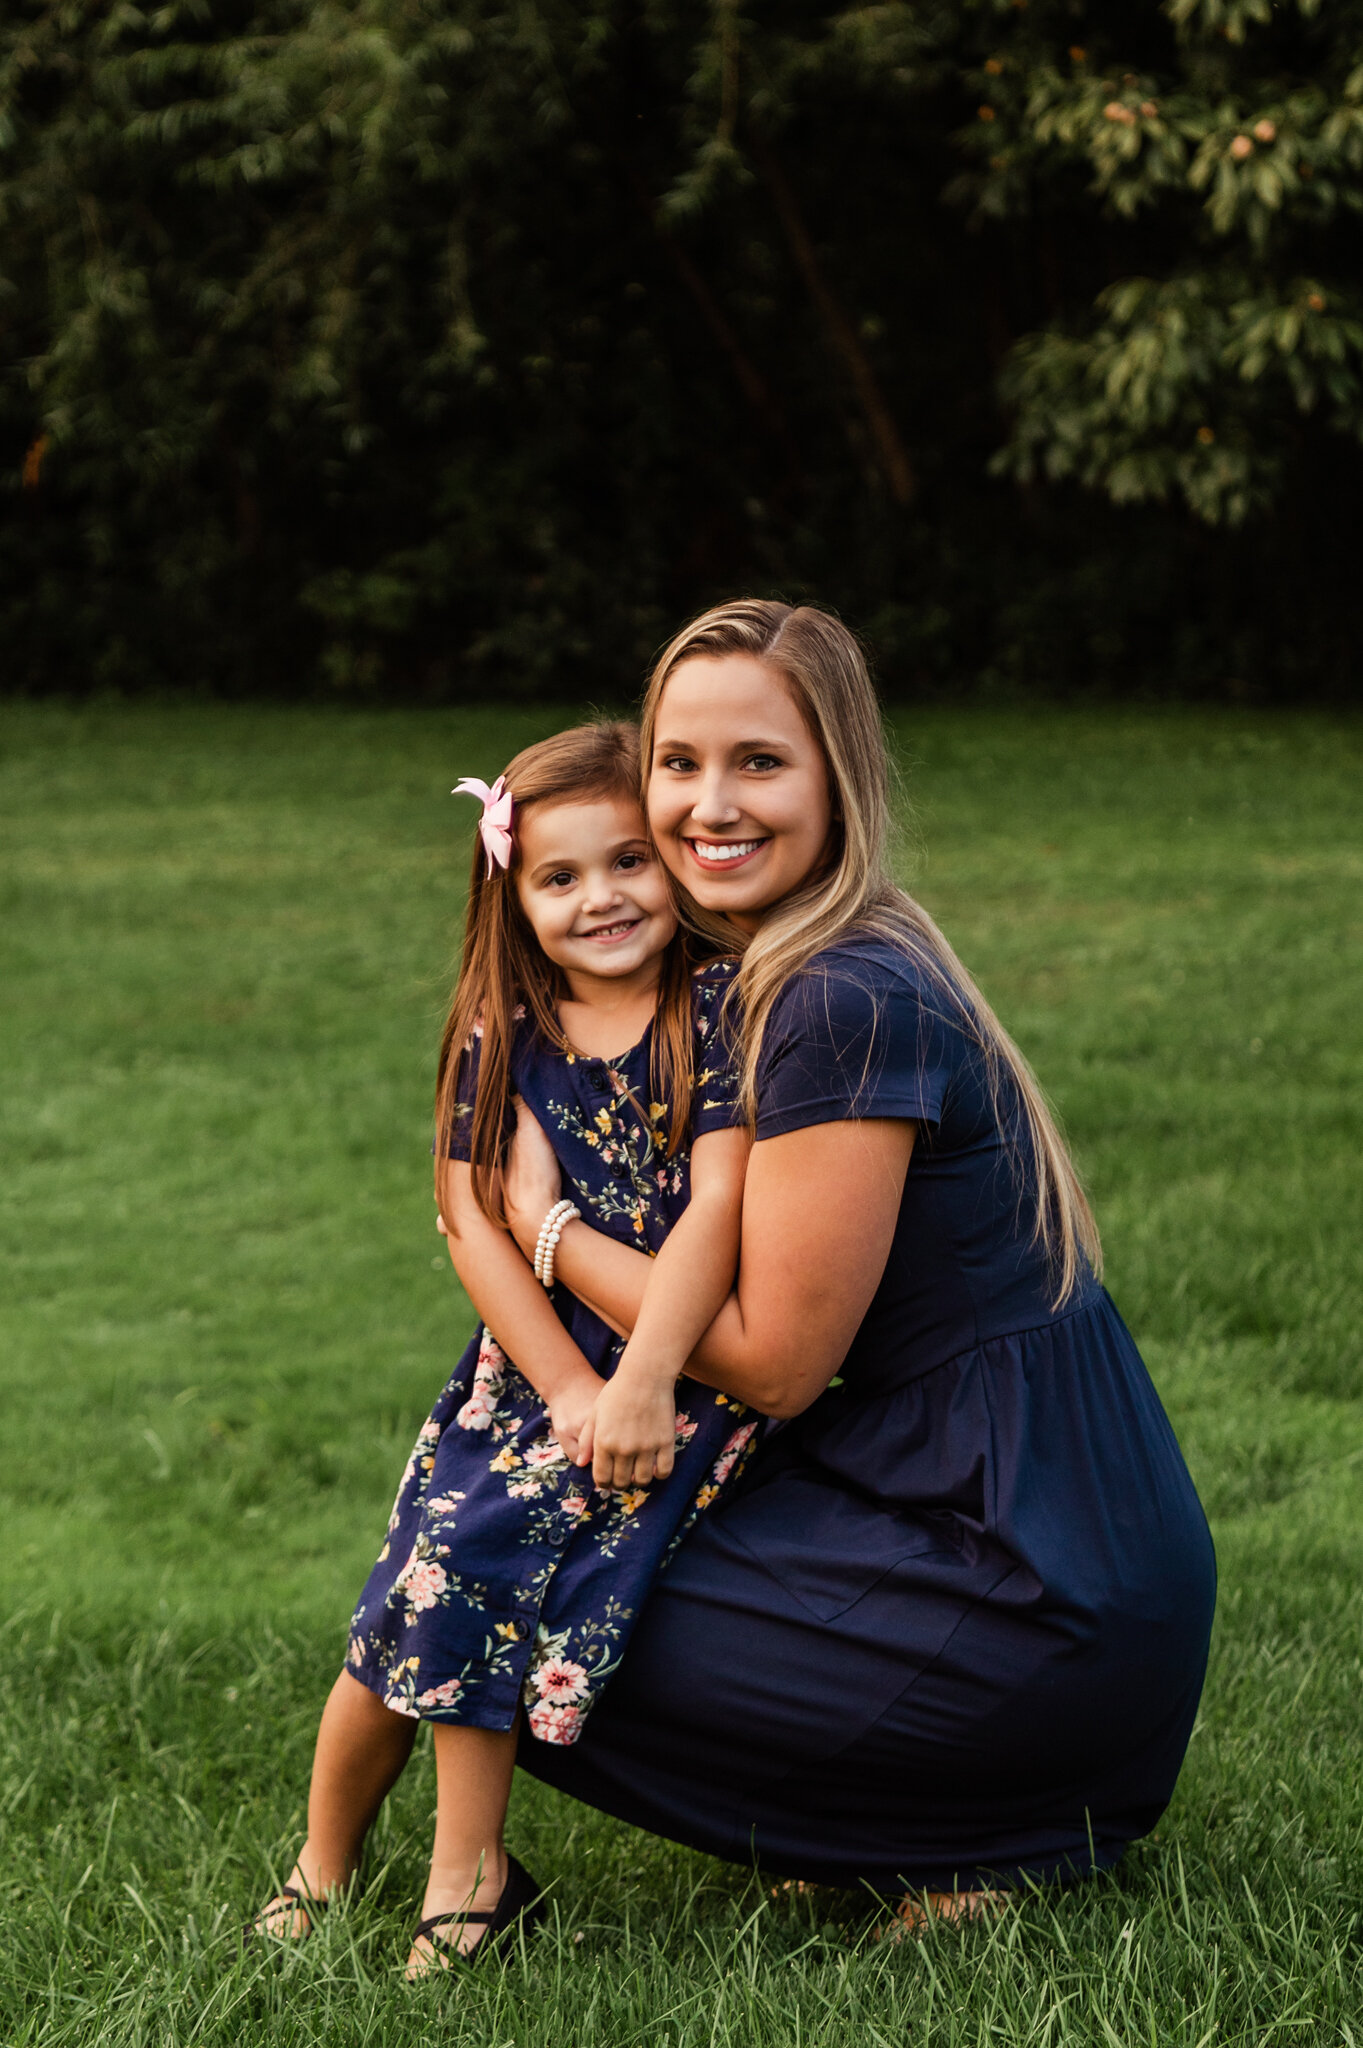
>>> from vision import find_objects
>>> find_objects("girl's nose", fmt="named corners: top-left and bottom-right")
top-left (580, 877), bottom-right (624, 915)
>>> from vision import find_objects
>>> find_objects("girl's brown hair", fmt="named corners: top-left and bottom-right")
top-left (639, 599), bottom-right (1102, 1307)
top-left (435, 721), bottom-right (697, 1221)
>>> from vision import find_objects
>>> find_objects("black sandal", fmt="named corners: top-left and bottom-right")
top-left (244, 1882), bottom-right (330, 1946)
top-left (409, 1854), bottom-right (545, 1971)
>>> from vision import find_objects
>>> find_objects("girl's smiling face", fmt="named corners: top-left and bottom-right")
top-left (646, 655), bottom-right (834, 931)
top-left (515, 794), bottom-right (676, 995)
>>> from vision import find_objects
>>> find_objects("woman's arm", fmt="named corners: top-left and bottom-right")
top-left (581, 1126), bottom-right (750, 1489)
top-left (439, 1161), bottom-right (603, 1459)
top-left (506, 1112), bottom-right (914, 1420)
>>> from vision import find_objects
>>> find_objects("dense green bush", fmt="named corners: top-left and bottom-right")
top-left (3, 0), bottom-right (1362, 698)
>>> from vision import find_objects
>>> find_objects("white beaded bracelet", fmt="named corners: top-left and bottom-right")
top-left (536, 1203), bottom-right (580, 1291)
top-left (533, 1199), bottom-right (578, 1285)
top-left (533, 1198), bottom-right (574, 1281)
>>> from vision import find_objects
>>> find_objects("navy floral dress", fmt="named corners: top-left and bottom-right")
top-left (346, 961), bottom-right (760, 1746)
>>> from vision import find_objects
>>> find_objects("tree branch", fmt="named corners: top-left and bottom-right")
top-left (753, 141), bottom-right (915, 506)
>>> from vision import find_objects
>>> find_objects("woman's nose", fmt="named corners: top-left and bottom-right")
top-left (690, 771), bottom-right (743, 829)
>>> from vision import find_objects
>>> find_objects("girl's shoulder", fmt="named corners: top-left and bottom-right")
top-left (689, 954), bottom-right (740, 1038)
top-left (462, 1000), bottom-right (528, 1047)
top-left (457, 1003), bottom-right (543, 1096)
top-left (690, 955), bottom-right (740, 993)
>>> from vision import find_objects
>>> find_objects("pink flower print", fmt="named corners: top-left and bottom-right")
top-left (384, 1693), bottom-right (421, 1720)
top-left (398, 1555), bottom-right (449, 1613)
top-left (512, 1003), bottom-right (526, 1021)
top-left (415, 1677), bottom-right (463, 1710)
top-left (531, 1657), bottom-right (589, 1704)
top-left (527, 1699), bottom-right (584, 1746)
top-left (457, 1344), bottom-right (505, 1429)
top-left (417, 1419), bottom-right (441, 1445)
top-left (709, 1420), bottom-right (757, 1488)
top-left (426, 1492), bottom-right (466, 1516)
top-left (477, 1332), bottom-right (507, 1373)
top-left (456, 1387), bottom-right (497, 1430)
top-left (506, 1477), bottom-right (543, 1499)
top-left (347, 1637), bottom-right (365, 1667)
top-left (523, 1437), bottom-right (564, 1469)
top-left (656, 1169), bottom-right (669, 1190)
top-left (560, 1493), bottom-right (588, 1520)
top-left (673, 1412), bottom-right (697, 1445)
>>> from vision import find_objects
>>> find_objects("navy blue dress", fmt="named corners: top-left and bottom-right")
top-left (519, 936), bottom-right (1217, 1888)
top-left (346, 962), bottom-right (760, 1745)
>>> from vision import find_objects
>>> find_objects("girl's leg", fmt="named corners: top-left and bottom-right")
top-left (257, 1670), bottom-right (418, 1935)
top-left (406, 1717), bottom-right (521, 1975)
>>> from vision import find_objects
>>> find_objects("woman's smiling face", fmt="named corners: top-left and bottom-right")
top-left (646, 654), bottom-right (834, 931)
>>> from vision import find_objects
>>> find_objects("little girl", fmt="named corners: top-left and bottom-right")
top-left (254, 721), bottom-right (759, 1975)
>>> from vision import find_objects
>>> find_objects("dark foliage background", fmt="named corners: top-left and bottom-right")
top-left (3, 0), bottom-right (1361, 701)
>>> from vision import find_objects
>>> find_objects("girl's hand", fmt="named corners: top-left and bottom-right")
top-left (548, 1368), bottom-right (605, 1468)
top-left (590, 1371), bottom-right (678, 1492)
top-left (504, 1098), bottom-right (563, 1259)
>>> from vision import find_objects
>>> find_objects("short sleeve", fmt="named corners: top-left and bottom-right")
top-left (754, 949), bottom-right (963, 1141)
top-left (688, 961), bottom-right (745, 1139)
top-left (444, 1032), bottom-right (483, 1161)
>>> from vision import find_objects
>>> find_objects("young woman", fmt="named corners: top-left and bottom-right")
top-left (501, 600), bottom-right (1216, 1925)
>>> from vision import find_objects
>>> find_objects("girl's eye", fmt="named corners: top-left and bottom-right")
top-left (544, 870), bottom-right (576, 890)
top-left (616, 851), bottom-right (649, 872)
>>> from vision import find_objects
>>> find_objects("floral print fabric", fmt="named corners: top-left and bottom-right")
top-left (346, 962), bottom-right (761, 1745)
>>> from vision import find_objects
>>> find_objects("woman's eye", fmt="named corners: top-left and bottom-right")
top-left (659, 753), bottom-right (696, 773)
top-left (743, 753), bottom-right (782, 773)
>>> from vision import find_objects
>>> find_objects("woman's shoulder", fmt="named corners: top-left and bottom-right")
top-left (753, 929), bottom-right (970, 1135)
top-left (771, 931), bottom-right (952, 1037)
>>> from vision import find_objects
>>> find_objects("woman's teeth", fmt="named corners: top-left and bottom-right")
top-left (691, 839), bottom-right (764, 864)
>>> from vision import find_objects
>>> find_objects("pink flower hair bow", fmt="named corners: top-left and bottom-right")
top-left (452, 774), bottom-right (514, 876)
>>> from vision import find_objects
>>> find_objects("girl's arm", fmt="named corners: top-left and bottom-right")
top-left (440, 1160), bottom-right (604, 1462)
top-left (505, 1109), bottom-right (914, 1422)
top-left (580, 1127), bottom-right (750, 1490)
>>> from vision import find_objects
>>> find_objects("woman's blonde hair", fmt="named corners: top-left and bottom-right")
top-left (639, 599), bottom-right (1102, 1306)
top-left (435, 721), bottom-right (698, 1221)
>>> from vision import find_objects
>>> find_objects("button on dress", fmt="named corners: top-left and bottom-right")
top-left (346, 961), bottom-right (760, 1746)
top-left (519, 937), bottom-right (1217, 1884)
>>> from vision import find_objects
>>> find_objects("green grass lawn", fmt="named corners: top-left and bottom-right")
top-left (2, 700), bottom-right (1361, 2045)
